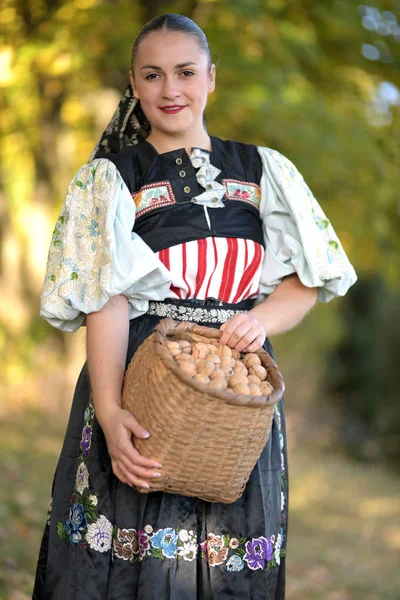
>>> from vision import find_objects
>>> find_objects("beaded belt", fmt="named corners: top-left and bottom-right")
top-left (147, 297), bottom-right (255, 324)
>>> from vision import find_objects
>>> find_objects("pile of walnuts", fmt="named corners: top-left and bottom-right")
top-left (166, 339), bottom-right (274, 396)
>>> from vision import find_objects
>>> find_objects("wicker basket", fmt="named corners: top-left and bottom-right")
top-left (121, 317), bottom-right (285, 503)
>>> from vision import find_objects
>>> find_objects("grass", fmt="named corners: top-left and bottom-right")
top-left (1, 406), bottom-right (399, 599)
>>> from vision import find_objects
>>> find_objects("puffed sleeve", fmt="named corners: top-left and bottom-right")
top-left (256, 146), bottom-right (357, 302)
top-left (40, 158), bottom-right (172, 332)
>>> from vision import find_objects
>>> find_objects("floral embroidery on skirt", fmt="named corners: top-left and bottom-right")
top-left (33, 313), bottom-right (288, 599)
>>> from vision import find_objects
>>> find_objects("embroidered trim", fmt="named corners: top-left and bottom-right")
top-left (132, 181), bottom-right (175, 218)
top-left (111, 526), bottom-right (285, 571)
top-left (147, 301), bottom-right (247, 323)
top-left (223, 179), bottom-right (261, 208)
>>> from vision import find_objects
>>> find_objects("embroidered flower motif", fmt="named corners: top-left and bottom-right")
top-left (86, 219), bottom-right (99, 238)
top-left (84, 406), bottom-right (92, 423)
top-left (176, 530), bottom-right (197, 561)
top-left (138, 529), bottom-right (151, 559)
top-left (113, 528), bottom-right (139, 561)
top-left (132, 181), bottom-right (175, 217)
top-left (229, 537), bottom-right (239, 549)
top-left (200, 533), bottom-right (229, 566)
top-left (75, 462), bottom-right (89, 494)
top-left (178, 529), bottom-right (190, 543)
top-left (274, 533), bottom-right (282, 566)
top-left (223, 179), bottom-right (261, 208)
top-left (244, 536), bottom-right (273, 570)
top-left (89, 494), bottom-right (98, 507)
top-left (80, 424), bottom-right (92, 457)
top-left (151, 528), bottom-right (178, 559)
top-left (85, 515), bottom-right (113, 552)
top-left (281, 491), bottom-right (285, 511)
top-left (226, 554), bottom-right (245, 572)
top-left (65, 503), bottom-right (88, 543)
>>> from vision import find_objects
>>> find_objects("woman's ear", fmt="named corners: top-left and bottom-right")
top-left (208, 64), bottom-right (216, 94)
top-left (129, 70), bottom-right (139, 99)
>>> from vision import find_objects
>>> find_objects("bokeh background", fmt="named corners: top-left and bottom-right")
top-left (1, 0), bottom-right (400, 598)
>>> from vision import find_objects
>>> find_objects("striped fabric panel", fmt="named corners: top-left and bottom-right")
top-left (156, 238), bottom-right (265, 303)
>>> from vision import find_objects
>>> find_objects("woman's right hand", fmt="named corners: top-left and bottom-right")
top-left (96, 405), bottom-right (163, 489)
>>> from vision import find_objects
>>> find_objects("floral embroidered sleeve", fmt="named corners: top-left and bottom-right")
top-left (40, 158), bottom-right (172, 332)
top-left (256, 146), bottom-right (357, 302)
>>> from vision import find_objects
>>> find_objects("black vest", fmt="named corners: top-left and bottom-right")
top-left (104, 135), bottom-right (264, 254)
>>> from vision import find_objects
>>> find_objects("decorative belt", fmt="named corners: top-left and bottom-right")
top-left (147, 297), bottom-right (255, 324)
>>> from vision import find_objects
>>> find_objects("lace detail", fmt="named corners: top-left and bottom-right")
top-left (187, 148), bottom-right (226, 208)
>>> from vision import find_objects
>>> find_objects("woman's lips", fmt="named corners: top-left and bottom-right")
top-left (159, 106), bottom-right (186, 114)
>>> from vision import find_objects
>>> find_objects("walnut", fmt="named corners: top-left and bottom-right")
top-left (194, 373), bottom-right (210, 384)
top-left (249, 365), bottom-right (267, 381)
top-left (243, 353), bottom-right (261, 368)
top-left (209, 378), bottom-right (228, 390)
top-left (196, 360), bottom-right (215, 377)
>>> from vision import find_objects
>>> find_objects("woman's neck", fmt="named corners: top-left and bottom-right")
top-left (145, 129), bottom-right (212, 155)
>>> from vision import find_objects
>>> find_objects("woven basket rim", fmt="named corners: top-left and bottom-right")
top-left (152, 317), bottom-right (285, 408)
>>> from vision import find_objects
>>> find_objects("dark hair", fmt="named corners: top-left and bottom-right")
top-left (131, 14), bottom-right (212, 73)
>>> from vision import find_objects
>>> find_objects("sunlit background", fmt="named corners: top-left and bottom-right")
top-left (1, 1), bottom-right (399, 598)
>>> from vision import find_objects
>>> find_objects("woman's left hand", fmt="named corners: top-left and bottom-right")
top-left (219, 313), bottom-right (266, 353)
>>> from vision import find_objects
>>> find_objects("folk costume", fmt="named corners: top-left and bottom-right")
top-left (33, 84), bottom-right (357, 599)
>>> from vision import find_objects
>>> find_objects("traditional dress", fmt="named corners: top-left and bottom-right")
top-left (33, 85), bottom-right (357, 599)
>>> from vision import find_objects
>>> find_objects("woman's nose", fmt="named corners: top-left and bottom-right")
top-left (162, 76), bottom-right (181, 99)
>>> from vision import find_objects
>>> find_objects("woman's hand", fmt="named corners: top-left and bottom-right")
top-left (219, 313), bottom-right (266, 353)
top-left (96, 405), bottom-right (163, 489)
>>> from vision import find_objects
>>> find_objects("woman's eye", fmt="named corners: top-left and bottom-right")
top-left (144, 71), bottom-right (194, 81)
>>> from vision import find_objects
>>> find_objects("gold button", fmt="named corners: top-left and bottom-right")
top-left (184, 186), bottom-right (191, 194)
top-left (179, 170), bottom-right (186, 177)
top-left (175, 158), bottom-right (183, 165)
top-left (212, 197), bottom-right (219, 204)
top-left (206, 183), bottom-right (213, 190)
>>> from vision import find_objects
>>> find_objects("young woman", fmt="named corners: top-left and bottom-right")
top-left (33, 13), bottom-right (357, 599)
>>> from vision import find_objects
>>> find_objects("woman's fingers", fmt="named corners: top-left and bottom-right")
top-left (117, 453), bottom-right (162, 481)
top-left (243, 335), bottom-right (265, 353)
top-left (112, 460), bottom-right (153, 489)
top-left (122, 409), bottom-right (151, 439)
top-left (220, 314), bottom-right (265, 351)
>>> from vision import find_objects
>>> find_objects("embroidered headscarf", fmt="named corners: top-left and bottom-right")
top-left (89, 83), bottom-right (150, 161)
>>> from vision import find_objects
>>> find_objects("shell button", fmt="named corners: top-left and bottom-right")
top-left (179, 170), bottom-right (186, 178)
top-left (206, 183), bottom-right (213, 190)
top-left (175, 158), bottom-right (183, 165)
top-left (184, 186), bottom-right (191, 194)
top-left (212, 197), bottom-right (219, 204)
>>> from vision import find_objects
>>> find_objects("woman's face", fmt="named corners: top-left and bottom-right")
top-left (130, 31), bottom-right (216, 138)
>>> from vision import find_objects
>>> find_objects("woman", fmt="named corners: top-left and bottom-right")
top-left (33, 13), bottom-right (357, 600)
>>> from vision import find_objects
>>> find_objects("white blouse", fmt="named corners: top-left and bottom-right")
top-left (39, 146), bottom-right (357, 332)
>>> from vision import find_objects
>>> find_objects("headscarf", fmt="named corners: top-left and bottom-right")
top-left (89, 83), bottom-right (150, 161)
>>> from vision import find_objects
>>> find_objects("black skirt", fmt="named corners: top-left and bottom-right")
top-left (33, 301), bottom-right (289, 599)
